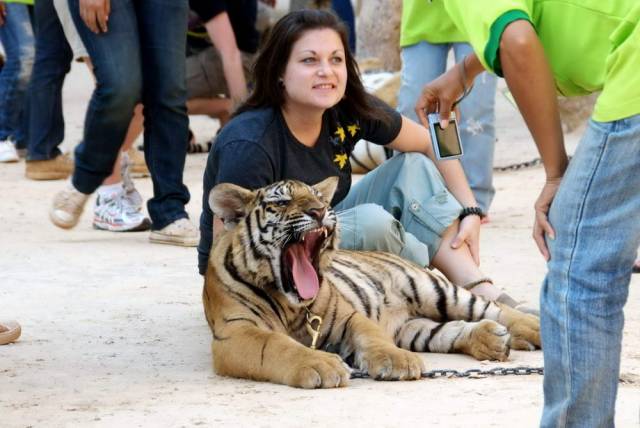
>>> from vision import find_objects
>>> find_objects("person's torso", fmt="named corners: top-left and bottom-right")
top-left (531, 0), bottom-right (640, 120)
top-left (401, 0), bottom-right (466, 47)
top-left (188, 0), bottom-right (258, 55)
top-left (214, 107), bottom-right (369, 206)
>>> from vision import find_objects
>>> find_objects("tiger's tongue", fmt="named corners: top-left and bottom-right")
top-left (285, 241), bottom-right (319, 300)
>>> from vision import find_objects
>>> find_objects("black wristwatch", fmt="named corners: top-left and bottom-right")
top-left (459, 206), bottom-right (485, 221)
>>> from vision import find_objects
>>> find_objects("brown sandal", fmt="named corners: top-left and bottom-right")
top-left (0, 320), bottom-right (21, 345)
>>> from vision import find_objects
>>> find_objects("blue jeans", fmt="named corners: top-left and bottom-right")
top-left (0, 3), bottom-right (35, 147)
top-left (335, 153), bottom-right (462, 266)
top-left (26, 0), bottom-right (73, 161)
top-left (540, 116), bottom-right (640, 427)
top-left (397, 41), bottom-right (497, 212)
top-left (68, 0), bottom-right (190, 229)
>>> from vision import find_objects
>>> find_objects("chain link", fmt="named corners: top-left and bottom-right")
top-left (493, 155), bottom-right (573, 172)
top-left (493, 158), bottom-right (542, 172)
top-left (349, 365), bottom-right (544, 380)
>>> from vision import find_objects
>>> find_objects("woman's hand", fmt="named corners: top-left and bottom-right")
top-left (533, 178), bottom-right (562, 261)
top-left (451, 214), bottom-right (482, 266)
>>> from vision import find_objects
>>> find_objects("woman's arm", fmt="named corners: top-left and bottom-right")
top-left (386, 116), bottom-right (482, 264)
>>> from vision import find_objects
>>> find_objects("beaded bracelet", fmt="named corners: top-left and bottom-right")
top-left (459, 206), bottom-right (485, 221)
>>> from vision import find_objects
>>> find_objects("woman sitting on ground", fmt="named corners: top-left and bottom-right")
top-left (198, 9), bottom-right (535, 313)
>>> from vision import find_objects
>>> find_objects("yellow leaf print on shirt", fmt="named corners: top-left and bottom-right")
top-left (333, 153), bottom-right (348, 169)
top-left (334, 126), bottom-right (346, 142)
top-left (347, 123), bottom-right (360, 137)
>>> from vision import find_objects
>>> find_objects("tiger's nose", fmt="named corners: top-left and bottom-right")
top-left (306, 207), bottom-right (326, 223)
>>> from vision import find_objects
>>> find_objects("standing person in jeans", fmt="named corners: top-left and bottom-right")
top-left (24, 0), bottom-right (148, 232)
top-left (22, 0), bottom-right (74, 180)
top-left (0, 0), bottom-right (34, 163)
top-left (416, 1), bottom-right (640, 426)
top-left (50, 0), bottom-right (199, 246)
top-left (398, 0), bottom-right (497, 216)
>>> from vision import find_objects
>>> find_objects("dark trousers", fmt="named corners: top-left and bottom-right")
top-left (68, 0), bottom-right (190, 229)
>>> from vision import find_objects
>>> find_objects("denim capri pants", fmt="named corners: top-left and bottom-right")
top-left (335, 152), bottom-right (462, 266)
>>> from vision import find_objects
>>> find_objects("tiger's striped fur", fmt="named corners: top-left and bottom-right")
top-left (203, 178), bottom-right (540, 388)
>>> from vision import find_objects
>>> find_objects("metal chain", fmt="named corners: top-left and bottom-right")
top-left (493, 158), bottom-right (542, 172)
top-left (349, 365), bottom-right (544, 380)
top-left (493, 155), bottom-right (573, 172)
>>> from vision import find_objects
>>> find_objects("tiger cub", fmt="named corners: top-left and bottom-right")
top-left (203, 177), bottom-right (540, 388)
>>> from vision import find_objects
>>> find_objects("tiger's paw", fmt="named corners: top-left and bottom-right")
top-left (506, 313), bottom-right (541, 351)
top-left (287, 351), bottom-right (350, 389)
top-left (361, 345), bottom-right (424, 381)
top-left (497, 303), bottom-right (541, 351)
top-left (464, 319), bottom-right (511, 361)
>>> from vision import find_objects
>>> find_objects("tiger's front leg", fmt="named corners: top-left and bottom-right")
top-left (341, 312), bottom-right (424, 380)
top-left (212, 323), bottom-right (350, 389)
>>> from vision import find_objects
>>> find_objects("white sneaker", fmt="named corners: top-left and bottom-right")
top-left (121, 152), bottom-right (144, 212)
top-left (93, 190), bottom-right (151, 232)
top-left (50, 183), bottom-right (90, 229)
top-left (0, 140), bottom-right (19, 163)
top-left (149, 218), bottom-right (200, 247)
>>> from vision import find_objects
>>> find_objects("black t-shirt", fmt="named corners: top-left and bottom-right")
top-left (198, 102), bottom-right (402, 274)
top-left (188, 0), bottom-right (258, 55)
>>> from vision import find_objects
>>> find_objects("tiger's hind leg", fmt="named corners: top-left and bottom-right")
top-left (395, 318), bottom-right (510, 361)
top-left (409, 272), bottom-right (540, 350)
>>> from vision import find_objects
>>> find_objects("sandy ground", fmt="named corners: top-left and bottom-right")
top-left (1, 63), bottom-right (639, 428)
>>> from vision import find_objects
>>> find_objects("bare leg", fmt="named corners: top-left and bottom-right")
top-left (85, 58), bottom-right (144, 185)
top-left (430, 223), bottom-right (502, 300)
top-left (100, 105), bottom-right (143, 186)
top-left (121, 104), bottom-right (144, 152)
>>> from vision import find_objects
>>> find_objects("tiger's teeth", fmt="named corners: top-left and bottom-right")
top-left (302, 235), bottom-right (305, 242)
top-left (323, 229), bottom-right (328, 238)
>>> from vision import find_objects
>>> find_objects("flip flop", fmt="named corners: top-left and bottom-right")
top-left (460, 278), bottom-right (540, 316)
top-left (496, 293), bottom-right (540, 317)
top-left (0, 320), bottom-right (21, 345)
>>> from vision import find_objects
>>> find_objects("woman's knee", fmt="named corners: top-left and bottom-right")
top-left (398, 151), bottom-right (439, 174)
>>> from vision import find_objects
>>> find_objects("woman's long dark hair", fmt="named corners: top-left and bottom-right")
top-left (236, 9), bottom-right (392, 124)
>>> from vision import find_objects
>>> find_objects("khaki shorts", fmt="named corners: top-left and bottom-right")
top-left (186, 47), bottom-right (254, 99)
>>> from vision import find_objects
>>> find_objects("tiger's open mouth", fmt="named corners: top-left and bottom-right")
top-left (282, 226), bottom-right (331, 302)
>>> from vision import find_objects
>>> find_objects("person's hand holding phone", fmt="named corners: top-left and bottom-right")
top-left (415, 62), bottom-right (465, 129)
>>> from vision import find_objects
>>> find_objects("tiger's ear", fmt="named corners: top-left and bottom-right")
top-left (312, 176), bottom-right (339, 203)
top-left (209, 183), bottom-right (255, 227)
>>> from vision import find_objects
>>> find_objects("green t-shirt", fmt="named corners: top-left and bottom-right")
top-left (400, 0), bottom-right (465, 47)
top-left (444, 0), bottom-right (640, 122)
top-left (3, 0), bottom-right (34, 4)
